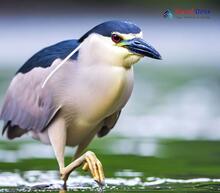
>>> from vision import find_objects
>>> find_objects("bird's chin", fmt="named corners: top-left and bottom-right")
top-left (123, 54), bottom-right (142, 68)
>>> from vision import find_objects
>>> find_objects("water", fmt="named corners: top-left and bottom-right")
top-left (1, 138), bottom-right (220, 192)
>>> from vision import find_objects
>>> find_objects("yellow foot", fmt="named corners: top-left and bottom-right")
top-left (82, 151), bottom-right (105, 186)
top-left (59, 151), bottom-right (105, 189)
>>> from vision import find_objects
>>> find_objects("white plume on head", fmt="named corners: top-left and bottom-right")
top-left (41, 43), bottom-right (82, 88)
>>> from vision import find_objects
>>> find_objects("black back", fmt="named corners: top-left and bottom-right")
top-left (16, 40), bottom-right (79, 74)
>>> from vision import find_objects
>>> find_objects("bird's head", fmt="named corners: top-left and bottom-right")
top-left (41, 20), bottom-right (162, 88)
top-left (78, 20), bottom-right (161, 68)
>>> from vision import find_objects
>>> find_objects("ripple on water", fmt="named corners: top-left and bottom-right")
top-left (1, 170), bottom-right (220, 192)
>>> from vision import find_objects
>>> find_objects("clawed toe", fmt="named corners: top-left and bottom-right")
top-left (59, 151), bottom-right (105, 190)
top-left (84, 151), bottom-right (105, 186)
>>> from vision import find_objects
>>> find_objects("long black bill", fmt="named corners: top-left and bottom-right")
top-left (122, 38), bottom-right (162, 60)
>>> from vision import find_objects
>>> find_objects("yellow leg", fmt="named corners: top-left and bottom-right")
top-left (60, 151), bottom-right (105, 187)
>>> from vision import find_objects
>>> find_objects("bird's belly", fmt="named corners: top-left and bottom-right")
top-left (60, 66), bottom-right (133, 146)
top-left (75, 66), bottom-right (134, 123)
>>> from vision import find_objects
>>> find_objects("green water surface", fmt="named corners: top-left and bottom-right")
top-left (1, 138), bottom-right (220, 192)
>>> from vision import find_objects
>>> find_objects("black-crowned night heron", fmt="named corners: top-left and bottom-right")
top-left (0, 20), bottom-right (161, 188)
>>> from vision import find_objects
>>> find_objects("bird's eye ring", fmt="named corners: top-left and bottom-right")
top-left (111, 34), bottom-right (123, 43)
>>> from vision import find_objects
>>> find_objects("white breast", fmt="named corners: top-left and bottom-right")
top-left (59, 63), bottom-right (134, 125)
top-left (78, 65), bottom-right (133, 121)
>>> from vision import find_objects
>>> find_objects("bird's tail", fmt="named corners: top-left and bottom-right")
top-left (2, 121), bottom-right (27, 139)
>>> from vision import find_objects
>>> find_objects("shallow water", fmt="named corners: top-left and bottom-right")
top-left (1, 138), bottom-right (220, 192)
top-left (2, 171), bottom-right (220, 192)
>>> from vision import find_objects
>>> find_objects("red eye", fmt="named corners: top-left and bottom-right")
top-left (111, 34), bottom-right (122, 43)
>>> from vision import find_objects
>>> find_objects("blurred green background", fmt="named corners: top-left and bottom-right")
top-left (0, 0), bottom-right (220, 192)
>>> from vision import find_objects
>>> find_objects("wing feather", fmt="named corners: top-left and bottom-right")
top-left (0, 39), bottom-right (79, 139)
top-left (0, 70), bottom-right (61, 139)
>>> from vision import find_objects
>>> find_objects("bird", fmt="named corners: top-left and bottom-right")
top-left (0, 20), bottom-right (161, 188)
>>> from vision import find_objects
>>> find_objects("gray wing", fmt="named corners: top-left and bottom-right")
top-left (0, 66), bottom-right (61, 139)
top-left (97, 111), bottom-right (121, 138)
top-left (0, 39), bottom-right (79, 139)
